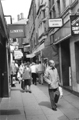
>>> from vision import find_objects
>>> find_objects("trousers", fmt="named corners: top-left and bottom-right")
top-left (48, 88), bottom-right (60, 108)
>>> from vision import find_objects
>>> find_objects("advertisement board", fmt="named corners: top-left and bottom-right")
top-left (70, 15), bottom-right (79, 35)
top-left (8, 24), bottom-right (26, 38)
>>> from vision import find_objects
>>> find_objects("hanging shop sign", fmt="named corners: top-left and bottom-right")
top-left (70, 14), bottom-right (79, 35)
top-left (14, 50), bottom-right (23, 59)
top-left (8, 24), bottom-right (26, 38)
top-left (49, 18), bottom-right (62, 28)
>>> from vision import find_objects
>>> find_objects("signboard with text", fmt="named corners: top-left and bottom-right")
top-left (8, 24), bottom-right (26, 38)
top-left (49, 18), bottom-right (62, 28)
top-left (14, 50), bottom-right (23, 59)
top-left (70, 15), bottom-right (79, 35)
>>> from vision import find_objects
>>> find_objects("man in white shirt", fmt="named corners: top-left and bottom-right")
top-left (30, 62), bottom-right (37, 85)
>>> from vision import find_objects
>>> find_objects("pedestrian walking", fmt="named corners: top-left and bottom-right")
top-left (22, 62), bottom-right (32, 93)
top-left (44, 60), bottom-right (60, 111)
top-left (30, 62), bottom-right (37, 85)
top-left (10, 61), bottom-right (18, 86)
top-left (37, 61), bottom-right (45, 85)
top-left (19, 61), bottom-right (24, 75)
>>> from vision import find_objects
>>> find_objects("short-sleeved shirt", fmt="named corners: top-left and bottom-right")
top-left (22, 67), bottom-right (31, 80)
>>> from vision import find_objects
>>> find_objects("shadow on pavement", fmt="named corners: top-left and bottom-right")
top-left (39, 101), bottom-right (51, 108)
top-left (11, 88), bottom-right (21, 91)
top-left (0, 98), bottom-right (2, 103)
top-left (0, 109), bottom-right (21, 115)
top-left (20, 89), bottom-right (25, 93)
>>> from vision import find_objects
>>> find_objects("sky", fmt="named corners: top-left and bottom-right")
top-left (1, 0), bottom-right (32, 24)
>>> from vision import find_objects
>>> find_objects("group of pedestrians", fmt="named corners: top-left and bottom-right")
top-left (10, 59), bottom-right (63, 111)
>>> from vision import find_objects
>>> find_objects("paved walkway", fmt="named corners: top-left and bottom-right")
top-left (0, 83), bottom-right (79, 120)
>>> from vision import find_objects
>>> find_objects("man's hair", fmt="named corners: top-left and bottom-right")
top-left (49, 60), bottom-right (55, 66)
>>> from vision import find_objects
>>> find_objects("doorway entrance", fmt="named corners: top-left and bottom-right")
top-left (75, 41), bottom-right (79, 84)
top-left (0, 44), bottom-right (8, 97)
top-left (61, 39), bottom-right (71, 87)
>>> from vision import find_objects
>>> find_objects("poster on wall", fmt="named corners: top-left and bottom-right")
top-left (70, 14), bottom-right (79, 35)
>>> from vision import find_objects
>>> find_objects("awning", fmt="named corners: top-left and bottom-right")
top-left (42, 45), bottom-right (59, 65)
top-left (26, 53), bottom-right (35, 58)
top-left (33, 43), bottom-right (45, 54)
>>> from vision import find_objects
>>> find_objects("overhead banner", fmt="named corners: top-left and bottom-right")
top-left (70, 14), bottom-right (79, 35)
top-left (8, 24), bottom-right (26, 38)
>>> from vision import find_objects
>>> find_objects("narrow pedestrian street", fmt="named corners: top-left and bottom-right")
top-left (0, 82), bottom-right (79, 120)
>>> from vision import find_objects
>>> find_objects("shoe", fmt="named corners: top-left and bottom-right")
top-left (29, 90), bottom-right (32, 93)
top-left (55, 104), bottom-right (57, 108)
top-left (52, 107), bottom-right (57, 111)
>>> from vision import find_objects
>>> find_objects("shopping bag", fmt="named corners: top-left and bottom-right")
top-left (59, 86), bottom-right (63, 98)
top-left (21, 80), bottom-right (25, 90)
top-left (54, 89), bottom-right (60, 103)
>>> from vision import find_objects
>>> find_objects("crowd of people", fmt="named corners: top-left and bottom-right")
top-left (10, 60), bottom-right (46, 89)
top-left (10, 59), bottom-right (63, 111)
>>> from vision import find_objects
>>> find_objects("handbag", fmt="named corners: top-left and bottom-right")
top-left (59, 86), bottom-right (63, 98)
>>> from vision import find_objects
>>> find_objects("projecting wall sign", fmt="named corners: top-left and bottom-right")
top-left (70, 15), bottom-right (79, 35)
top-left (8, 24), bottom-right (26, 38)
top-left (49, 18), bottom-right (62, 28)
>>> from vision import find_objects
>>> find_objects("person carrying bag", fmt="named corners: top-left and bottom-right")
top-left (44, 60), bottom-right (60, 111)
top-left (22, 62), bottom-right (32, 93)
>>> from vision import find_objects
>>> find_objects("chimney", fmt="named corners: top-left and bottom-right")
top-left (20, 13), bottom-right (24, 19)
top-left (17, 14), bottom-right (20, 21)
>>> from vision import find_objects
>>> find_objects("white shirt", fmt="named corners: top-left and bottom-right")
top-left (30, 64), bottom-right (37, 73)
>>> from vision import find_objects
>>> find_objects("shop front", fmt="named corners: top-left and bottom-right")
top-left (53, 15), bottom-right (79, 94)
top-left (0, 1), bottom-right (10, 97)
top-left (53, 20), bottom-right (71, 88)
top-left (0, 29), bottom-right (9, 97)
top-left (69, 14), bottom-right (79, 92)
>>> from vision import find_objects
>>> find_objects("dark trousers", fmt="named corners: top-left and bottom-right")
top-left (48, 88), bottom-right (60, 108)
top-left (11, 74), bottom-right (16, 86)
top-left (32, 73), bottom-right (37, 85)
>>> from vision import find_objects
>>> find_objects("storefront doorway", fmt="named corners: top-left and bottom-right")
top-left (0, 44), bottom-right (8, 97)
top-left (75, 41), bottom-right (79, 84)
top-left (61, 39), bottom-right (71, 87)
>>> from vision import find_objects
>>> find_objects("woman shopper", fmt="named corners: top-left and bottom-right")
top-left (22, 62), bottom-right (32, 93)
top-left (44, 60), bottom-right (60, 111)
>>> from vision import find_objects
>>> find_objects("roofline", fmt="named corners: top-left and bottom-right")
top-left (27, 0), bottom-right (33, 19)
